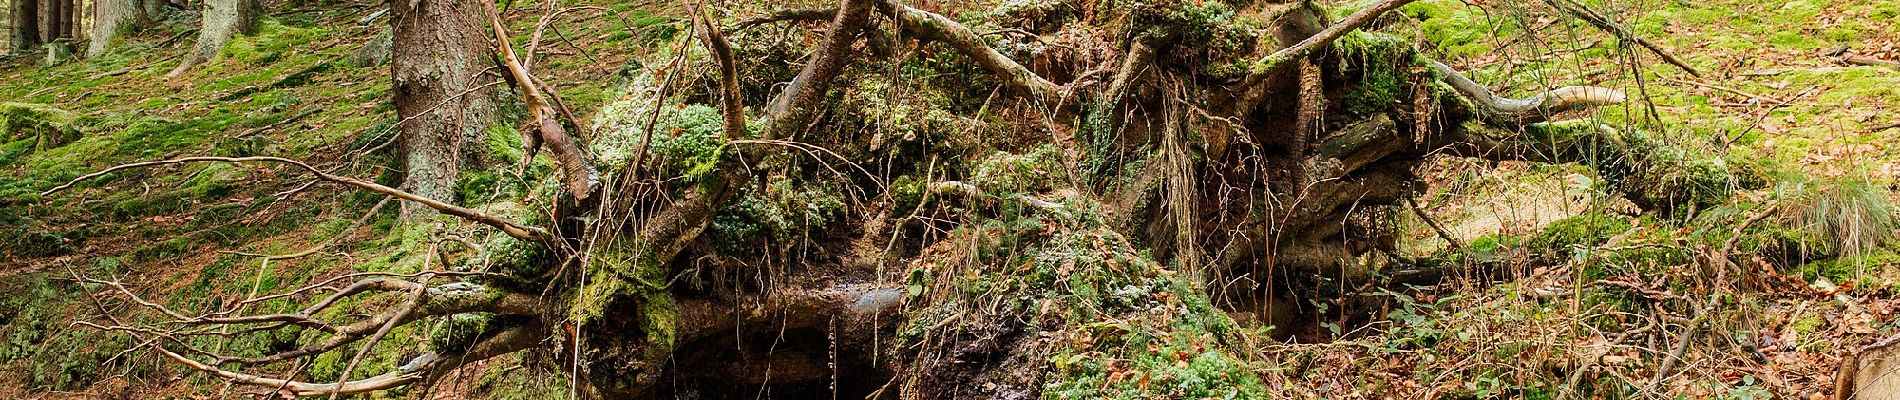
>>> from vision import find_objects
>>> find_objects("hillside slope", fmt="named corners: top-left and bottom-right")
top-left (0, 0), bottom-right (1896, 398)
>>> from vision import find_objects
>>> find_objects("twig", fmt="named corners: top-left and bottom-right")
top-left (1542, 0), bottom-right (1701, 76)
top-left (1839, 55), bottom-right (1900, 69)
top-left (490, 2), bottom-right (600, 201)
top-left (42, 156), bottom-right (551, 241)
top-left (1643, 302), bottom-right (1715, 393)
top-left (327, 277), bottom-right (429, 399)
top-left (1406, 196), bottom-right (1465, 253)
top-left (223, 196), bottom-right (392, 260)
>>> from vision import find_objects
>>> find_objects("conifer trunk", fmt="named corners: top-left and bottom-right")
top-left (388, 0), bottom-right (497, 217)
top-left (88, 0), bottom-right (145, 56)
top-left (164, 0), bottom-right (256, 77)
top-left (7, 0), bottom-right (40, 53)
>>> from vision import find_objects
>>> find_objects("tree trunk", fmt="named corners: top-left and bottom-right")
top-left (55, 0), bottom-right (70, 39)
top-left (7, 0), bottom-right (39, 53)
top-left (164, 0), bottom-right (255, 78)
top-left (35, 0), bottom-right (56, 43)
top-left (88, 0), bottom-right (145, 56)
top-left (388, 0), bottom-right (496, 217)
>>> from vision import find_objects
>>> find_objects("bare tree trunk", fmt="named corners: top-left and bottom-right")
top-left (88, 0), bottom-right (144, 56)
top-left (55, 0), bottom-right (70, 38)
top-left (8, 0), bottom-right (40, 53)
top-left (35, 0), bottom-right (57, 43)
top-left (388, 0), bottom-right (496, 217)
top-left (164, 0), bottom-right (255, 77)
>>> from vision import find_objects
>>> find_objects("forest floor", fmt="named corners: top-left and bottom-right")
top-left (0, 0), bottom-right (1896, 398)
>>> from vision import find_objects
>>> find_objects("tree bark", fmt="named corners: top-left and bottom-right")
top-left (55, 0), bottom-right (71, 39)
top-left (7, 0), bottom-right (40, 53)
top-left (88, 0), bottom-right (146, 56)
top-left (165, 0), bottom-right (257, 78)
top-left (388, 0), bottom-right (497, 217)
top-left (35, 0), bottom-right (58, 43)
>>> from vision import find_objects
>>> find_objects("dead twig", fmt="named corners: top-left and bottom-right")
top-left (1541, 0), bottom-right (1701, 76)
top-left (490, 3), bottom-right (600, 201)
top-left (42, 156), bottom-right (552, 241)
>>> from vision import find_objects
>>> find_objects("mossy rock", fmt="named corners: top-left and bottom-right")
top-left (0, 102), bottom-right (81, 153)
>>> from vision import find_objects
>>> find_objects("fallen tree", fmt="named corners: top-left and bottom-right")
top-left (53, 0), bottom-right (1761, 397)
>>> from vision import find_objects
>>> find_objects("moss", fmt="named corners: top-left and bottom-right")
top-left (1798, 246), bottom-right (1900, 285)
top-left (972, 144), bottom-right (1065, 194)
top-left (1397, 0), bottom-right (1514, 58)
top-left (218, 20), bottom-right (326, 66)
top-left (1530, 213), bottom-right (1633, 253)
top-left (903, 200), bottom-right (1263, 397)
top-left (1335, 32), bottom-right (1417, 117)
top-left (592, 103), bottom-right (728, 181)
top-left (707, 178), bottom-right (847, 255)
top-left (0, 103), bottom-right (80, 154)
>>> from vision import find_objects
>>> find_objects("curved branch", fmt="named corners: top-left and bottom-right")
top-left (763, 0), bottom-right (877, 140)
top-left (879, 0), bottom-right (1060, 103)
top-left (42, 156), bottom-right (552, 241)
top-left (1247, 0), bottom-right (1423, 77)
top-left (691, 0), bottom-right (746, 139)
top-left (1429, 60), bottom-right (1625, 126)
top-left (156, 323), bottom-right (543, 397)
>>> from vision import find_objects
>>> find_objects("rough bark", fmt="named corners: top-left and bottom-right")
top-left (34, 0), bottom-right (58, 43)
top-left (54, 0), bottom-right (70, 38)
top-left (387, 0), bottom-right (497, 217)
top-left (165, 0), bottom-right (258, 78)
top-left (8, 0), bottom-right (40, 53)
top-left (88, 0), bottom-right (147, 56)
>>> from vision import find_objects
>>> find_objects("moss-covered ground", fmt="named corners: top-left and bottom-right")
top-left (0, 0), bottom-right (667, 396)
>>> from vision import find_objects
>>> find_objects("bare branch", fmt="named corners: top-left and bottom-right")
top-left (490, 4), bottom-right (601, 201)
top-left (1429, 60), bottom-right (1625, 126)
top-left (1541, 0), bottom-right (1701, 77)
top-left (1246, 0), bottom-right (1423, 77)
top-left (154, 323), bottom-right (543, 397)
top-left (880, 0), bottom-right (1060, 103)
top-left (42, 156), bottom-right (552, 241)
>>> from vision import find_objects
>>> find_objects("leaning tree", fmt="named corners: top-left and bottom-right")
top-left (56, 0), bottom-right (1749, 397)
